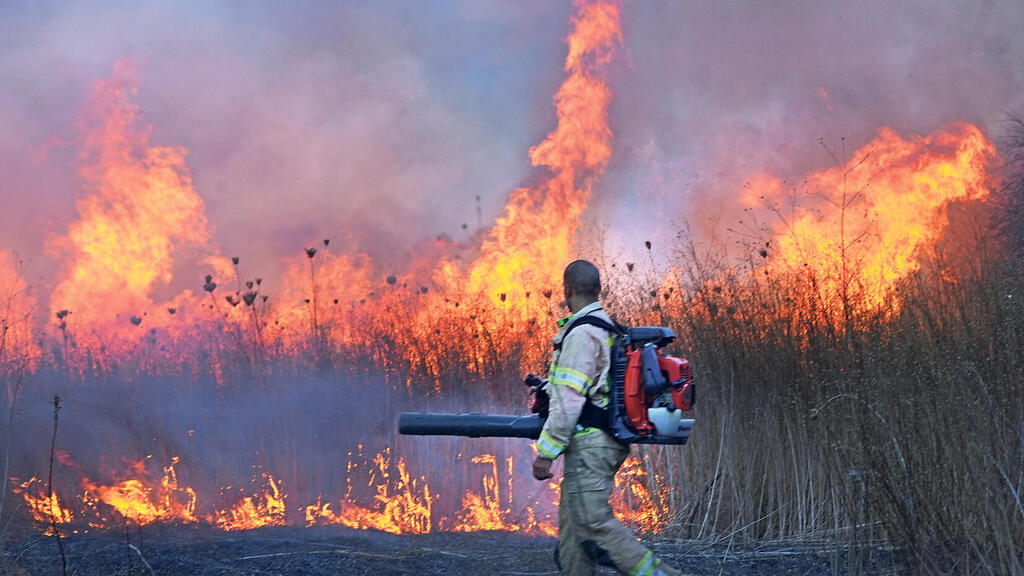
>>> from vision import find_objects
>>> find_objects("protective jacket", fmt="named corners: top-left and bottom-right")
top-left (536, 301), bottom-right (614, 461)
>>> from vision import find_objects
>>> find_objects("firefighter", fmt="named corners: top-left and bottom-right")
top-left (532, 260), bottom-right (681, 576)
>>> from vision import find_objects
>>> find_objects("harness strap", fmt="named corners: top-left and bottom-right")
top-left (553, 314), bottom-right (624, 351)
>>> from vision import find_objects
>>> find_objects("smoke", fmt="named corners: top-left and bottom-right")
top-left (3, 1), bottom-right (1024, 290)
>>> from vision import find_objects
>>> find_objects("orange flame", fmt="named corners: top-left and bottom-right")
top-left (48, 60), bottom-right (213, 353)
top-left (304, 449), bottom-right (432, 535)
top-left (746, 124), bottom-right (995, 314)
top-left (464, 0), bottom-right (620, 320)
top-left (12, 478), bottom-right (73, 534)
top-left (13, 446), bottom-right (661, 537)
top-left (447, 454), bottom-right (518, 532)
top-left (272, 250), bottom-right (375, 352)
top-left (440, 453), bottom-right (558, 535)
top-left (212, 472), bottom-right (287, 531)
top-left (80, 457), bottom-right (198, 525)
top-left (612, 455), bottom-right (668, 533)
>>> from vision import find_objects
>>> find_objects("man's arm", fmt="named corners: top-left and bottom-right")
top-left (532, 328), bottom-right (602, 480)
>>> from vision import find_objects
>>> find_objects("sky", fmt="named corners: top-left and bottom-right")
top-left (2, 0), bottom-right (1023, 299)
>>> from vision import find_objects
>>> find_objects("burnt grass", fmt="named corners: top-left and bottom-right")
top-left (4, 525), bottom-right (898, 575)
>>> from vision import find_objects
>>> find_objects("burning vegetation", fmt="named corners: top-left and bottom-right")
top-left (1, 0), bottom-right (1023, 574)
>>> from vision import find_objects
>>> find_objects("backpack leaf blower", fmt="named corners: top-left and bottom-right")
top-left (399, 319), bottom-right (696, 445)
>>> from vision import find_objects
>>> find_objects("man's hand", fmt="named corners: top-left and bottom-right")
top-left (532, 456), bottom-right (554, 480)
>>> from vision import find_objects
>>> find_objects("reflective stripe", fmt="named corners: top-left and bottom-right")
top-left (536, 429), bottom-right (565, 459)
top-left (572, 426), bottom-right (602, 439)
top-left (604, 336), bottom-right (616, 346)
top-left (630, 551), bottom-right (657, 576)
top-left (550, 365), bottom-right (593, 395)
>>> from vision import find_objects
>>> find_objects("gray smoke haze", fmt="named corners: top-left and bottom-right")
top-left (1, 0), bottom-right (1023, 295)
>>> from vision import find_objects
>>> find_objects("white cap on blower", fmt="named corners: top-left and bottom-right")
top-left (647, 407), bottom-right (693, 437)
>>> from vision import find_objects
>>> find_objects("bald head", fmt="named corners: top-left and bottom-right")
top-left (563, 260), bottom-right (601, 300)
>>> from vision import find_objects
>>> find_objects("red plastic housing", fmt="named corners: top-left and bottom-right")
top-left (623, 348), bottom-right (693, 434)
top-left (662, 356), bottom-right (693, 411)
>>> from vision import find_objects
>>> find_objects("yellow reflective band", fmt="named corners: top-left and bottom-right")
top-left (630, 551), bottom-right (656, 576)
top-left (572, 426), bottom-right (602, 438)
top-left (536, 429), bottom-right (565, 459)
top-left (556, 313), bottom-right (572, 327)
top-left (604, 336), bottom-right (616, 346)
top-left (550, 365), bottom-right (592, 395)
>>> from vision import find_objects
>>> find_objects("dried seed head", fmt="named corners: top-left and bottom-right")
top-left (231, 256), bottom-right (239, 266)
top-left (305, 247), bottom-right (317, 259)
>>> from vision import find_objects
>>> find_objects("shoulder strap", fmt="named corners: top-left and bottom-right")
top-left (556, 314), bottom-right (625, 437)
top-left (554, 314), bottom-right (624, 351)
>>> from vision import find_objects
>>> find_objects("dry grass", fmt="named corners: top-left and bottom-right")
top-left (5, 134), bottom-right (1024, 576)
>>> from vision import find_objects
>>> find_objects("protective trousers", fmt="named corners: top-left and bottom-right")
top-left (558, 430), bottom-right (680, 576)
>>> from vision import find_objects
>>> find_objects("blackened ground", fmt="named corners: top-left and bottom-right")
top-left (3, 526), bottom-right (900, 575)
